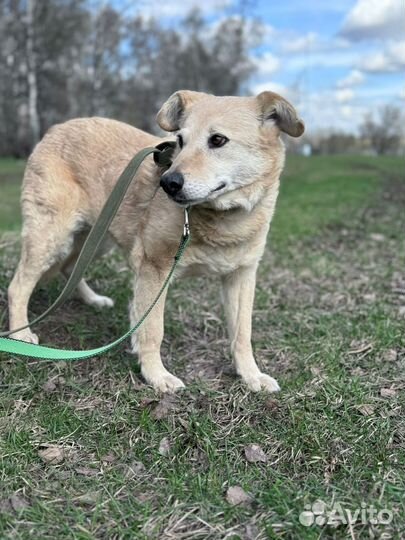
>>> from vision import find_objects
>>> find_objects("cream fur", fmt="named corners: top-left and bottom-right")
top-left (8, 91), bottom-right (304, 393)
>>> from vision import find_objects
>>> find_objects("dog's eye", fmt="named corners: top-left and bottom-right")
top-left (208, 134), bottom-right (228, 148)
top-left (177, 134), bottom-right (184, 149)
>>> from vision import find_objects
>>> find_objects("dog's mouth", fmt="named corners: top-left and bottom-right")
top-left (172, 182), bottom-right (227, 206)
top-left (212, 182), bottom-right (226, 193)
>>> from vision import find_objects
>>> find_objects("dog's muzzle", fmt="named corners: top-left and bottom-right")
top-left (160, 172), bottom-right (184, 198)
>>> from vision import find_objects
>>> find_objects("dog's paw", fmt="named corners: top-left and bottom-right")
top-left (89, 295), bottom-right (114, 309)
top-left (9, 329), bottom-right (39, 345)
top-left (243, 373), bottom-right (280, 393)
top-left (143, 368), bottom-right (186, 393)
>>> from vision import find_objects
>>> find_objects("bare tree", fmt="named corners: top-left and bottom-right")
top-left (25, 0), bottom-right (40, 146)
top-left (360, 105), bottom-right (404, 155)
top-left (0, 0), bottom-right (28, 156)
top-left (0, 2), bottom-right (260, 155)
top-left (124, 9), bottom-right (260, 132)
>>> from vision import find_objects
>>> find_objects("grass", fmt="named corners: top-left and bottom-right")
top-left (0, 154), bottom-right (404, 539)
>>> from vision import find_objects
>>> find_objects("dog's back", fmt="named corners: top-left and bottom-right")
top-left (23, 117), bottom-right (158, 202)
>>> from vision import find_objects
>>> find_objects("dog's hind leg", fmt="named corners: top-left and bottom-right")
top-left (75, 279), bottom-right (114, 308)
top-left (8, 216), bottom-right (79, 344)
top-left (63, 263), bottom-right (114, 308)
top-left (8, 159), bottom-right (85, 343)
top-left (9, 227), bottom-right (114, 344)
top-left (61, 239), bottom-right (115, 309)
top-left (8, 250), bottom-right (43, 344)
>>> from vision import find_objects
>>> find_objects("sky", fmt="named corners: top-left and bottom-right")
top-left (132, 0), bottom-right (405, 134)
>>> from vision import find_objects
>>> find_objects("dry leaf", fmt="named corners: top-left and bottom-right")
top-left (10, 494), bottom-right (29, 512)
top-left (38, 446), bottom-right (64, 464)
top-left (75, 467), bottom-right (99, 477)
top-left (158, 437), bottom-right (171, 456)
top-left (244, 443), bottom-right (267, 463)
top-left (74, 492), bottom-right (99, 505)
top-left (42, 379), bottom-right (57, 393)
top-left (351, 367), bottom-right (365, 377)
top-left (245, 523), bottom-right (259, 540)
top-left (370, 233), bottom-right (385, 242)
top-left (226, 485), bottom-right (252, 506)
top-left (100, 453), bottom-right (116, 463)
top-left (124, 460), bottom-right (146, 479)
top-left (264, 397), bottom-right (279, 412)
top-left (356, 404), bottom-right (375, 416)
top-left (139, 397), bottom-right (157, 408)
top-left (382, 350), bottom-right (398, 362)
top-left (380, 388), bottom-right (397, 398)
top-left (0, 499), bottom-right (12, 513)
top-left (363, 293), bottom-right (376, 303)
top-left (151, 394), bottom-right (179, 420)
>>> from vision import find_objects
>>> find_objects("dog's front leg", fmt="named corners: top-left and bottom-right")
top-left (130, 261), bottom-right (185, 393)
top-left (222, 265), bottom-right (280, 393)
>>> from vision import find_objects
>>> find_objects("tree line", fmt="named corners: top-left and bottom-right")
top-left (0, 0), bottom-right (259, 157)
top-left (307, 105), bottom-right (404, 156)
top-left (1, 1), bottom-right (402, 158)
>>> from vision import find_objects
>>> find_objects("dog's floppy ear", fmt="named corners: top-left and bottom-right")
top-left (257, 91), bottom-right (305, 137)
top-left (157, 90), bottom-right (205, 132)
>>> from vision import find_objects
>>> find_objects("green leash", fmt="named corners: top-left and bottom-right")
top-left (0, 141), bottom-right (190, 361)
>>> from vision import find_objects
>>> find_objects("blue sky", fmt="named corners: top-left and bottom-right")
top-left (132, 0), bottom-right (404, 134)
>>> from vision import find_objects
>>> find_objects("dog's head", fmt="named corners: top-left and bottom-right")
top-left (157, 90), bottom-right (304, 209)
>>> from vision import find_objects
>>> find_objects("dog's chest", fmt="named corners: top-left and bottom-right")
top-left (177, 236), bottom-right (266, 277)
top-left (175, 206), bottom-right (273, 277)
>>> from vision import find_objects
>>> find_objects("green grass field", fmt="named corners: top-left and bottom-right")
top-left (0, 154), bottom-right (404, 539)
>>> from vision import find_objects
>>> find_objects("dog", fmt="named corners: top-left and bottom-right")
top-left (7, 90), bottom-right (304, 393)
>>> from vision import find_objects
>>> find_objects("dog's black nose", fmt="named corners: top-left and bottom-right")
top-left (160, 172), bottom-right (184, 197)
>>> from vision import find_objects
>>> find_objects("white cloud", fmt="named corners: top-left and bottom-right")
top-left (251, 82), bottom-right (401, 133)
top-left (264, 0), bottom-right (354, 16)
top-left (335, 88), bottom-right (355, 103)
top-left (251, 81), bottom-right (289, 98)
top-left (280, 32), bottom-right (318, 53)
top-left (360, 52), bottom-right (393, 72)
top-left (136, 0), bottom-right (231, 18)
top-left (341, 105), bottom-right (354, 119)
top-left (286, 49), bottom-right (359, 70)
top-left (341, 0), bottom-right (404, 40)
top-left (274, 31), bottom-right (350, 56)
top-left (254, 52), bottom-right (281, 77)
top-left (355, 81), bottom-right (405, 100)
top-left (359, 40), bottom-right (405, 72)
top-left (337, 69), bottom-right (365, 88)
top-left (262, 23), bottom-right (277, 41)
top-left (305, 90), bottom-right (370, 133)
top-left (388, 40), bottom-right (405, 65)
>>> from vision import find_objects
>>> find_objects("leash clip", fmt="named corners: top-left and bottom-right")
top-left (183, 207), bottom-right (190, 238)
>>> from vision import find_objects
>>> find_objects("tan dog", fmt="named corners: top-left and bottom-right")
top-left (8, 90), bottom-right (304, 393)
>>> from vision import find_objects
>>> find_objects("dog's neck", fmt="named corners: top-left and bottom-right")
top-left (189, 179), bottom-right (280, 247)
